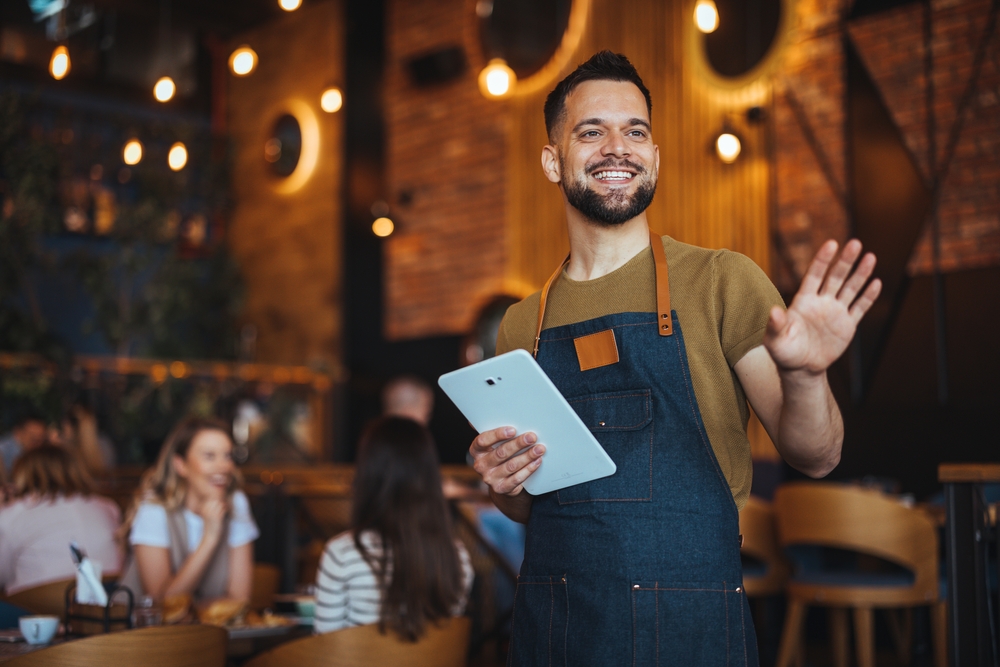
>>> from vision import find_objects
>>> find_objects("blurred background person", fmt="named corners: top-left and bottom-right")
top-left (0, 445), bottom-right (122, 595)
top-left (381, 375), bottom-right (434, 426)
top-left (118, 417), bottom-right (257, 602)
top-left (314, 416), bottom-right (473, 640)
top-left (0, 409), bottom-right (47, 484)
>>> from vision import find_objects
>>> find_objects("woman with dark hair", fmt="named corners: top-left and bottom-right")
top-left (0, 445), bottom-right (121, 594)
top-left (314, 416), bottom-right (474, 640)
top-left (118, 417), bottom-right (257, 602)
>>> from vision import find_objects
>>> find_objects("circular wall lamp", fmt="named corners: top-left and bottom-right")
top-left (715, 132), bottom-right (741, 163)
top-left (279, 0), bottom-right (302, 10)
top-left (49, 45), bottom-right (70, 80)
top-left (122, 139), bottom-right (143, 166)
top-left (229, 46), bottom-right (258, 76)
top-left (154, 76), bottom-right (176, 102)
top-left (320, 87), bottom-right (343, 113)
top-left (694, 0), bottom-right (720, 34)
top-left (271, 99), bottom-right (320, 195)
top-left (372, 217), bottom-right (395, 237)
top-left (478, 59), bottom-right (516, 99)
top-left (168, 142), bottom-right (188, 171)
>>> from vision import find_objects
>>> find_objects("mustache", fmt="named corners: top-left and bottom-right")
top-left (586, 158), bottom-right (646, 175)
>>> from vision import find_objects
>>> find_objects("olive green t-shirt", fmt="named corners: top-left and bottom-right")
top-left (496, 235), bottom-right (784, 510)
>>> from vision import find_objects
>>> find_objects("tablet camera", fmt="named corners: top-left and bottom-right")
top-left (485, 377), bottom-right (496, 386)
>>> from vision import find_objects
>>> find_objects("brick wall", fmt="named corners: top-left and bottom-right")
top-left (383, 0), bottom-right (508, 340)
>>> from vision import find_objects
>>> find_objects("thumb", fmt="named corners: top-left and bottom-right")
top-left (765, 306), bottom-right (787, 340)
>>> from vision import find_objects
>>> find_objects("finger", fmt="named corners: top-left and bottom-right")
top-left (799, 240), bottom-right (839, 295)
top-left (836, 251), bottom-right (876, 304)
top-left (849, 278), bottom-right (882, 324)
top-left (493, 450), bottom-right (544, 495)
top-left (491, 432), bottom-right (538, 465)
top-left (820, 239), bottom-right (863, 297)
top-left (472, 426), bottom-right (517, 452)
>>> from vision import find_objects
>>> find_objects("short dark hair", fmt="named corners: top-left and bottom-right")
top-left (12, 407), bottom-right (46, 429)
top-left (543, 51), bottom-right (653, 142)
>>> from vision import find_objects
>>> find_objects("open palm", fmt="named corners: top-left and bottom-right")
top-left (764, 239), bottom-right (882, 374)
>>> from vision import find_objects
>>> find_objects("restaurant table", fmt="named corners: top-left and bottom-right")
top-left (939, 463), bottom-right (1000, 667)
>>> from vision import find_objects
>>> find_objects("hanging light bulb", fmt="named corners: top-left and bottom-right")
top-left (478, 59), bottom-right (516, 99)
top-left (168, 142), bottom-right (188, 171)
top-left (320, 88), bottom-right (343, 113)
top-left (694, 0), bottom-right (720, 33)
top-left (49, 45), bottom-right (70, 80)
top-left (229, 46), bottom-right (258, 76)
top-left (153, 77), bottom-right (176, 102)
top-left (715, 132), bottom-right (741, 163)
top-left (279, 0), bottom-right (302, 10)
top-left (372, 217), bottom-right (395, 237)
top-left (123, 139), bottom-right (144, 166)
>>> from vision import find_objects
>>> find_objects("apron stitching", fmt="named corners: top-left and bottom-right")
top-left (724, 580), bottom-right (730, 667)
top-left (740, 589), bottom-right (748, 667)
top-left (655, 582), bottom-right (660, 667)
top-left (544, 320), bottom-right (656, 343)
top-left (548, 578), bottom-right (553, 667)
top-left (631, 587), bottom-right (637, 667)
top-left (562, 577), bottom-right (569, 667)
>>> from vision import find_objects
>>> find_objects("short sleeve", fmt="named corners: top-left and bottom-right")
top-left (227, 491), bottom-right (259, 547)
top-left (129, 502), bottom-right (171, 548)
top-left (716, 251), bottom-right (785, 367)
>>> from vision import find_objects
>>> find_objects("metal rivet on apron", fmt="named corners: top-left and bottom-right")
top-left (735, 586), bottom-right (742, 593)
top-left (562, 577), bottom-right (566, 582)
top-left (662, 314), bottom-right (668, 319)
top-left (633, 584), bottom-right (639, 590)
top-left (662, 324), bottom-right (668, 330)
top-left (598, 421), bottom-right (606, 426)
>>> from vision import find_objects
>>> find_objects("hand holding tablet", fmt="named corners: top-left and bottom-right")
top-left (439, 350), bottom-right (617, 496)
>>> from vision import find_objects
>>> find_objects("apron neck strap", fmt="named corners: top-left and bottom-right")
top-left (533, 229), bottom-right (672, 359)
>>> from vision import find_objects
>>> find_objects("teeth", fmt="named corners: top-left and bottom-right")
top-left (594, 171), bottom-right (633, 180)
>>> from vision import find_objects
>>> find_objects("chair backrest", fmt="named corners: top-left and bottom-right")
top-left (738, 496), bottom-right (790, 597)
top-left (3, 580), bottom-right (74, 617)
top-left (773, 482), bottom-right (938, 599)
top-left (250, 563), bottom-right (281, 611)
top-left (5, 625), bottom-right (227, 667)
top-left (244, 616), bottom-right (472, 667)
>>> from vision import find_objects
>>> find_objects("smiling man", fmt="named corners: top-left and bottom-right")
top-left (467, 52), bottom-right (882, 665)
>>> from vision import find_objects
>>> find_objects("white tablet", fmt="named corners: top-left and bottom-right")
top-left (438, 349), bottom-right (617, 495)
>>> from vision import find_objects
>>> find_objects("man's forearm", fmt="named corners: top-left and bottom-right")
top-left (775, 369), bottom-right (843, 477)
top-left (490, 488), bottom-right (533, 524)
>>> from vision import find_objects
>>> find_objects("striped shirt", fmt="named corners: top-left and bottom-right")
top-left (313, 530), bottom-right (474, 634)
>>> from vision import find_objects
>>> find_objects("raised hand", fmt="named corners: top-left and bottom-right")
top-left (764, 239), bottom-right (881, 375)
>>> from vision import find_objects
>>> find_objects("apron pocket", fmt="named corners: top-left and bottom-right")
top-left (508, 574), bottom-right (569, 667)
top-left (558, 389), bottom-right (653, 504)
top-left (631, 581), bottom-right (747, 667)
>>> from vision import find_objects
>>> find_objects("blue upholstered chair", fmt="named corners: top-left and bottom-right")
top-left (773, 482), bottom-right (946, 667)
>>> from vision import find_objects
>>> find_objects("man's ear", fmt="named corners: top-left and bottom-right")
top-left (541, 145), bottom-right (562, 184)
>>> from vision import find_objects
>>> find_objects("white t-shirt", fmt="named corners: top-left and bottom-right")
top-left (129, 491), bottom-right (258, 551)
top-left (0, 494), bottom-right (123, 595)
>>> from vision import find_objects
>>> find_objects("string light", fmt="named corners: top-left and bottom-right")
top-left (478, 59), bottom-right (516, 99)
top-left (372, 217), bottom-right (395, 237)
top-left (49, 45), bottom-right (70, 80)
top-left (153, 76), bottom-right (176, 102)
top-left (122, 139), bottom-right (143, 166)
top-left (694, 0), bottom-right (720, 33)
top-left (229, 46), bottom-right (258, 76)
top-left (168, 142), bottom-right (188, 171)
top-left (320, 88), bottom-right (343, 113)
top-left (715, 133), bottom-right (741, 163)
top-left (279, 0), bottom-right (302, 10)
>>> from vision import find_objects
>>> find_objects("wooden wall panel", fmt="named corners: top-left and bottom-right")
top-left (227, 0), bottom-right (344, 368)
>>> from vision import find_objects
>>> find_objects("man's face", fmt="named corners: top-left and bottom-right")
top-left (15, 420), bottom-right (46, 450)
top-left (547, 79), bottom-right (659, 226)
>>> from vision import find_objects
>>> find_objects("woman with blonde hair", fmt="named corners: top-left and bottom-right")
top-left (0, 445), bottom-right (122, 595)
top-left (118, 417), bottom-right (257, 602)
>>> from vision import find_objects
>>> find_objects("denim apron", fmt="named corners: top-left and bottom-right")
top-left (507, 232), bottom-right (758, 667)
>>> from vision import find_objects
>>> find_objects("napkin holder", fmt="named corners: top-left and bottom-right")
top-left (64, 583), bottom-right (134, 636)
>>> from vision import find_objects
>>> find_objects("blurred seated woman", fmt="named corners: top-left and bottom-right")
top-left (119, 417), bottom-right (257, 602)
top-left (0, 445), bottom-right (122, 595)
top-left (314, 416), bottom-right (474, 640)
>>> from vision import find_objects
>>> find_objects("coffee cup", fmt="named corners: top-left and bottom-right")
top-left (19, 615), bottom-right (59, 645)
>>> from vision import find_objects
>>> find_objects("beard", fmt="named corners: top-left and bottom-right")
top-left (561, 156), bottom-right (657, 227)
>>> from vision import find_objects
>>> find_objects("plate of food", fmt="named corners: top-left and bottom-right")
top-left (197, 599), bottom-right (297, 638)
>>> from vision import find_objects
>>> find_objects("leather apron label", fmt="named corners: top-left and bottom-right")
top-left (573, 329), bottom-right (619, 371)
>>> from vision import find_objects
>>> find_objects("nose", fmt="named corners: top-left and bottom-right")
top-left (601, 130), bottom-right (630, 158)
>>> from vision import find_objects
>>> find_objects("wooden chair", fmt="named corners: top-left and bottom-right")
top-left (5, 625), bottom-right (227, 667)
top-left (739, 496), bottom-right (790, 597)
top-left (2, 580), bottom-right (74, 617)
top-left (244, 616), bottom-right (472, 667)
top-left (250, 563), bottom-right (281, 611)
top-left (773, 482), bottom-right (946, 667)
